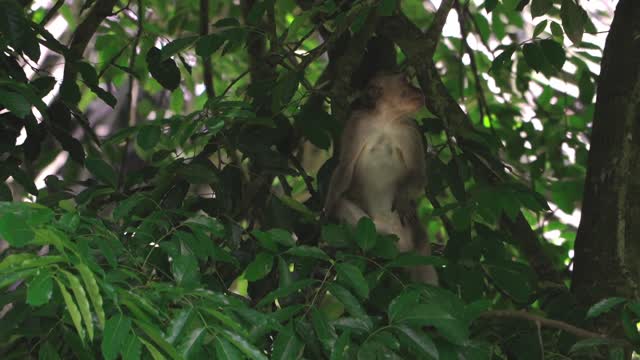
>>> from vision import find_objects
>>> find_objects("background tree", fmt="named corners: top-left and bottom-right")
top-left (0, 0), bottom-right (637, 359)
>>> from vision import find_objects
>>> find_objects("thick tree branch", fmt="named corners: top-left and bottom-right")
top-left (482, 310), bottom-right (630, 347)
top-left (62, 0), bottom-right (119, 89)
top-left (424, 0), bottom-right (454, 55)
top-left (330, 10), bottom-right (380, 123)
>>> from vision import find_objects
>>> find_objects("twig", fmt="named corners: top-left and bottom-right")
top-left (289, 154), bottom-right (317, 197)
top-left (221, 69), bottom-right (250, 97)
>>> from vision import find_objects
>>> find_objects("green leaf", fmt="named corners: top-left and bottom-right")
top-left (311, 308), bottom-right (337, 352)
top-left (483, 261), bottom-right (533, 303)
top-left (60, 80), bottom-right (81, 104)
top-left (485, 0), bottom-right (499, 13)
top-left (532, 20), bottom-right (547, 38)
top-left (329, 330), bottom-right (351, 360)
top-left (256, 279), bottom-right (316, 307)
top-left (392, 303), bottom-right (468, 344)
top-left (166, 308), bottom-right (193, 344)
top-left (335, 263), bottom-right (369, 299)
top-left (327, 283), bottom-right (367, 319)
top-left (531, 0), bottom-right (553, 18)
top-left (627, 301), bottom-right (640, 318)
top-left (102, 315), bottom-right (132, 360)
top-left (560, 0), bottom-right (585, 45)
top-left (247, 1), bottom-right (267, 25)
top-left (285, 246), bottom-right (330, 261)
top-left (214, 337), bottom-right (242, 360)
top-left (0, 89), bottom-right (32, 117)
top-left (160, 36), bottom-right (199, 60)
top-left (388, 253), bottom-right (447, 268)
top-left (245, 253), bottom-right (274, 281)
top-left (322, 224), bottom-right (350, 248)
top-left (122, 335), bottom-right (143, 360)
top-left (137, 125), bottom-right (162, 150)
top-left (0, 212), bottom-right (34, 247)
top-left (134, 319), bottom-right (181, 359)
top-left (63, 271), bottom-right (94, 341)
top-left (172, 254), bottom-right (200, 287)
top-left (516, 0), bottom-right (530, 11)
top-left (272, 323), bottom-right (304, 360)
top-left (271, 70), bottom-right (300, 112)
top-left (56, 279), bottom-right (85, 343)
top-left (540, 39), bottom-right (566, 71)
top-left (490, 46), bottom-right (515, 73)
top-left (31, 76), bottom-right (56, 97)
top-left (27, 271), bottom-right (53, 306)
top-left (268, 228), bottom-right (296, 247)
top-left (76, 61), bottom-right (99, 86)
top-left (355, 217), bottom-right (376, 251)
top-left (177, 328), bottom-right (205, 359)
top-left (0, 0), bottom-right (40, 61)
top-left (140, 339), bottom-right (166, 360)
top-left (85, 157), bottom-right (118, 188)
top-left (388, 290), bottom-right (421, 323)
top-left (146, 47), bottom-right (181, 91)
top-left (38, 342), bottom-right (61, 360)
top-left (219, 328), bottom-right (269, 360)
top-left (522, 42), bottom-right (546, 73)
top-left (586, 298), bottom-right (626, 319)
top-left (75, 264), bottom-right (105, 329)
top-left (377, 0), bottom-right (398, 16)
top-left (177, 163), bottom-right (219, 184)
top-left (550, 21), bottom-right (564, 38)
top-left (578, 70), bottom-right (595, 103)
top-left (393, 325), bottom-right (438, 360)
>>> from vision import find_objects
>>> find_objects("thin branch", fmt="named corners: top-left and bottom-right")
top-left (481, 310), bottom-right (631, 347)
top-left (289, 154), bottom-right (317, 197)
top-left (200, 0), bottom-right (215, 98)
top-left (118, 0), bottom-right (144, 190)
top-left (456, 0), bottom-right (496, 139)
top-left (221, 69), bottom-right (250, 97)
top-left (40, 0), bottom-right (65, 27)
top-left (424, 0), bottom-right (455, 56)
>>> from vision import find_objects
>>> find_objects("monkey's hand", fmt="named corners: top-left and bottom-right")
top-left (392, 194), bottom-right (418, 226)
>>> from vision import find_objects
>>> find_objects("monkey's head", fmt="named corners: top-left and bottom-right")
top-left (365, 73), bottom-right (425, 116)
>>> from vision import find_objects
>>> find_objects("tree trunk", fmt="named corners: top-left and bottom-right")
top-left (571, 0), bottom-right (640, 332)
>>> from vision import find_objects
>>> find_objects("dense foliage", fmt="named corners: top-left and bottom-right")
top-left (0, 0), bottom-right (638, 359)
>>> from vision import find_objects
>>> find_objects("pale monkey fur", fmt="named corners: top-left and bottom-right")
top-left (325, 73), bottom-right (438, 285)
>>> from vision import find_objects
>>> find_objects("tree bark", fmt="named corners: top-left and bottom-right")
top-left (571, 0), bottom-right (640, 330)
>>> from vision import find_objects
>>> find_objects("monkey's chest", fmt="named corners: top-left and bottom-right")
top-left (356, 134), bottom-right (408, 188)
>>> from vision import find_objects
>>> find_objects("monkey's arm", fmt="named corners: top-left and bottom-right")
top-left (335, 197), bottom-right (405, 240)
top-left (392, 121), bottom-right (427, 222)
top-left (324, 115), bottom-right (369, 214)
top-left (401, 120), bottom-right (428, 195)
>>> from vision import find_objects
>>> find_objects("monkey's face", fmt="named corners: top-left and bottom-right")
top-left (372, 74), bottom-right (425, 116)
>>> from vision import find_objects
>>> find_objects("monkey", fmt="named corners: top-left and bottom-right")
top-left (324, 73), bottom-right (438, 285)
